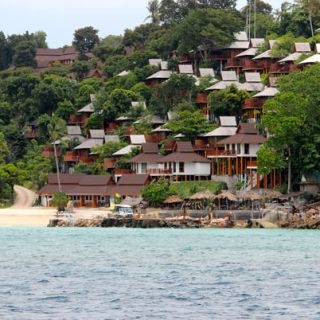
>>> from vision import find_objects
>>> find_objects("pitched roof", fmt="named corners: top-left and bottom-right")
top-left (237, 122), bottom-right (259, 134)
top-left (147, 70), bottom-right (173, 80)
top-left (130, 135), bottom-right (146, 145)
top-left (48, 173), bottom-right (85, 184)
top-left (67, 126), bottom-right (82, 135)
top-left (204, 126), bottom-right (237, 137)
top-left (220, 116), bottom-right (237, 127)
top-left (240, 82), bottom-right (265, 92)
top-left (199, 68), bottom-right (215, 77)
top-left (159, 152), bottom-right (210, 163)
top-left (236, 47), bottom-right (258, 57)
top-left (127, 153), bottom-right (163, 164)
top-left (228, 41), bottom-right (250, 49)
top-left (295, 42), bottom-right (311, 52)
top-left (90, 129), bottom-right (105, 139)
top-left (105, 135), bottom-right (120, 143)
top-left (253, 87), bottom-right (279, 98)
top-left (244, 72), bottom-right (261, 83)
top-left (250, 38), bottom-right (265, 48)
top-left (206, 81), bottom-right (241, 91)
top-left (278, 52), bottom-right (303, 63)
top-left (299, 54), bottom-right (320, 65)
top-left (117, 174), bottom-right (150, 185)
top-left (142, 143), bottom-right (159, 154)
top-left (161, 61), bottom-right (168, 70)
top-left (221, 71), bottom-right (237, 81)
top-left (234, 31), bottom-right (248, 41)
top-left (117, 70), bottom-right (130, 77)
top-left (78, 175), bottom-right (114, 186)
top-left (78, 102), bottom-right (94, 113)
top-left (113, 145), bottom-right (138, 156)
top-left (218, 134), bottom-right (266, 144)
top-left (74, 139), bottom-right (104, 150)
top-left (149, 58), bottom-right (162, 66)
top-left (131, 101), bottom-right (147, 109)
top-left (253, 50), bottom-right (272, 60)
top-left (151, 126), bottom-right (171, 133)
top-left (175, 141), bottom-right (194, 153)
top-left (178, 64), bottom-right (194, 74)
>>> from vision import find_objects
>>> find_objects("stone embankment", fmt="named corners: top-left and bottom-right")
top-left (48, 217), bottom-right (234, 228)
top-left (281, 218), bottom-right (320, 229)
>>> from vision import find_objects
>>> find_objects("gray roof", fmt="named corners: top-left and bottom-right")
top-left (253, 87), bottom-right (279, 98)
top-left (178, 64), bottom-right (194, 74)
top-left (67, 126), bottom-right (81, 136)
top-left (206, 81), bottom-right (241, 91)
top-left (220, 116), bottom-right (237, 127)
top-left (161, 61), bottom-right (168, 70)
top-left (130, 135), bottom-right (146, 145)
top-left (117, 70), bottom-right (130, 77)
top-left (278, 52), bottom-right (303, 63)
top-left (90, 129), bottom-right (105, 139)
top-left (221, 71), bottom-right (237, 81)
top-left (299, 54), bottom-right (320, 65)
top-left (236, 47), bottom-right (258, 57)
top-left (244, 72), bottom-right (261, 83)
top-left (204, 126), bottom-right (237, 137)
top-left (250, 38), bottom-right (265, 48)
top-left (147, 70), bottom-right (172, 80)
top-left (149, 58), bottom-right (162, 66)
top-left (199, 68), bottom-right (215, 77)
top-left (151, 126), bottom-right (171, 133)
top-left (234, 31), bottom-right (248, 41)
top-left (113, 145), bottom-right (139, 156)
top-left (78, 102), bottom-right (94, 113)
top-left (295, 42), bottom-right (311, 52)
top-left (131, 101), bottom-right (147, 109)
top-left (241, 82), bottom-right (265, 92)
top-left (253, 50), bottom-right (272, 60)
top-left (269, 40), bottom-right (277, 49)
top-left (105, 135), bottom-right (120, 143)
top-left (74, 139), bottom-right (104, 150)
top-left (115, 116), bottom-right (132, 121)
top-left (228, 41), bottom-right (250, 49)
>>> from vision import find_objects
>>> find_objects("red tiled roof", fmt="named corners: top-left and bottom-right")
top-left (237, 123), bottom-right (258, 134)
top-left (127, 153), bottom-right (163, 164)
top-left (141, 143), bottom-right (159, 154)
top-left (48, 174), bottom-right (85, 185)
top-left (174, 141), bottom-right (194, 153)
top-left (159, 152), bottom-right (210, 163)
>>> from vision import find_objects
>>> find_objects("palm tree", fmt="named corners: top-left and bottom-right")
top-left (47, 114), bottom-right (67, 193)
top-left (146, 0), bottom-right (160, 24)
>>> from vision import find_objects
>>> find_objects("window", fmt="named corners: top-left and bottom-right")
top-left (232, 144), bottom-right (236, 154)
top-left (237, 144), bottom-right (241, 154)
top-left (141, 163), bottom-right (147, 173)
top-left (244, 144), bottom-right (250, 155)
top-left (173, 162), bottom-right (176, 172)
top-left (179, 162), bottom-right (184, 173)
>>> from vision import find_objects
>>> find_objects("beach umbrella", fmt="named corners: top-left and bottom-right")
top-left (190, 190), bottom-right (215, 200)
top-left (163, 196), bottom-right (184, 204)
top-left (262, 189), bottom-right (283, 200)
top-left (215, 190), bottom-right (238, 210)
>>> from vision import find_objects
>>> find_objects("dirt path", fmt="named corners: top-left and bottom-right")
top-left (12, 185), bottom-right (38, 208)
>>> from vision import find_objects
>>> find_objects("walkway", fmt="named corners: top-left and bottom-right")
top-left (12, 185), bottom-right (38, 208)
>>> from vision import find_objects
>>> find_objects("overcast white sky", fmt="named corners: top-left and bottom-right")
top-left (1, 0), bottom-right (285, 47)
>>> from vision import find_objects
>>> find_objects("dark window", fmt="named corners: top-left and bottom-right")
top-left (179, 162), bottom-right (184, 173)
top-left (244, 144), bottom-right (250, 155)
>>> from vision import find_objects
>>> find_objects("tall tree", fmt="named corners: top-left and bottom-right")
top-left (73, 26), bottom-right (100, 56)
top-left (12, 40), bottom-right (36, 68)
top-left (146, 0), bottom-right (161, 24)
top-left (47, 115), bottom-right (67, 192)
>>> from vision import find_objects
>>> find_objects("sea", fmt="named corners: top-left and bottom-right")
top-left (0, 228), bottom-right (319, 320)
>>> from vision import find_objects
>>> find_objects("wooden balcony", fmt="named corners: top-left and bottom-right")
top-left (247, 160), bottom-right (258, 168)
top-left (114, 169), bottom-right (132, 175)
top-left (269, 63), bottom-right (290, 74)
top-left (146, 168), bottom-right (172, 175)
top-left (225, 58), bottom-right (242, 68)
top-left (42, 147), bottom-right (60, 158)
top-left (196, 93), bottom-right (208, 104)
top-left (64, 151), bottom-right (79, 162)
top-left (206, 150), bottom-right (237, 157)
top-left (242, 99), bottom-right (264, 110)
top-left (242, 60), bottom-right (263, 70)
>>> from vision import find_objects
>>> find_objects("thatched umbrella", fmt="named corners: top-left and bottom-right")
top-left (262, 189), bottom-right (283, 200)
top-left (237, 190), bottom-right (264, 214)
top-left (188, 190), bottom-right (215, 210)
top-left (163, 196), bottom-right (184, 204)
top-left (215, 190), bottom-right (237, 210)
top-left (190, 190), bottom-right (215, 200)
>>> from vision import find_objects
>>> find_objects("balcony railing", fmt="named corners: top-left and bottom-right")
top-left (64, 151), bottom-right (79, 162)
top-left (196, 93), bottom-right (208, 104)
top-left (269, 63), bottom-right (290, 74)
top-left (146, 168), bottom-right (172, 175)
top-left (242, 60), bottom-right (263, 70)
top-left (242, 99), bottom-right (264, 110)
top-left (114, 169), bottom-right (132, 175)
top-left (225, 58), bottom-right (242, 68)
top-left (206, 150), bottom-right (237, 157)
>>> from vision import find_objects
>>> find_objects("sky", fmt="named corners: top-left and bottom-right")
top-left (1, 0), bottom-right (286, 48)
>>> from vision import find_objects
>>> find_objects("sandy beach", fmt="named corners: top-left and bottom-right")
top-left (0, 207), bottom-right (112, 227)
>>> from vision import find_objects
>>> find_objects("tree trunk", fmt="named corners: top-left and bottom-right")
top-left (287, 147), bottom-right (292, 194)
top-left (309, 11), bottom-right (314, 37)
top-left (53, 143), bottom-right (62, 193)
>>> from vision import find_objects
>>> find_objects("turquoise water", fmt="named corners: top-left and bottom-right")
top-left (0, 229), bottom-right (320, 319)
